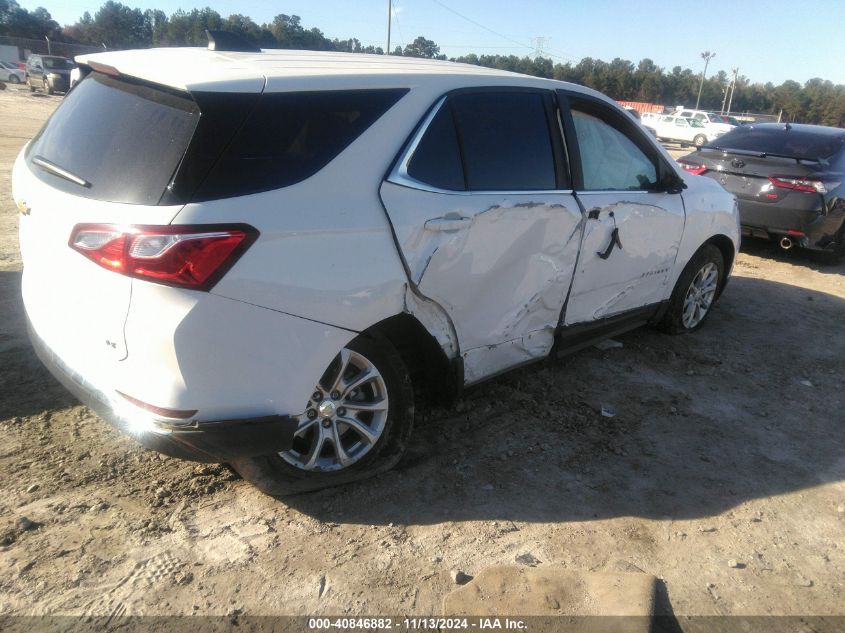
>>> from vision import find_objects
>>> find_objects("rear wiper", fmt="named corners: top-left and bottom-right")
top-left (31, 156), bottom-right (91, 188)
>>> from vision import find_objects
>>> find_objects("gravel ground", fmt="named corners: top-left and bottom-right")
top-left (0, 85), bottom-right (843, 618)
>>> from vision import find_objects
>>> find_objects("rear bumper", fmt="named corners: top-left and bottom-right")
top-left (46, 76), bottom-right (69, 92)
top-left (27, 318), bottom-right (298, 463)
top-left (736, 198), bottom-right (844, 251)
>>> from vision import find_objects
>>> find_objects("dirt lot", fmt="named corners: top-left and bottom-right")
top-left (0, 85), bottom-right (843, 619)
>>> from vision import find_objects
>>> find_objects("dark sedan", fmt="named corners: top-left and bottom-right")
top-left (678, 123), bottom-right (845, 262)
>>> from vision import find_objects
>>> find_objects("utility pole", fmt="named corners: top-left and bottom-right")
top-left (44, 36), bottom-right (51, 55)
top-left (726, 68), bottom-right (739, 116)
top-left (386, 0), bottom-right (392, 54)
top-left (694, 50), bottom-right (715, 110)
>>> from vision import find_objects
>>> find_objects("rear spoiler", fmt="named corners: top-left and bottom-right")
top-left (700, 146), bottom-right (826, 165)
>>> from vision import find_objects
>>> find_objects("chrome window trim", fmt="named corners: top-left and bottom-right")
top-left (387, 94), bottom-right (574, 197)
top-left (575, 189), bottom-right (662, 195)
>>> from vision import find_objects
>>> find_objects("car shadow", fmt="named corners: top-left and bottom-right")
top-left (740, 235), bottom-right (845, 272)
top-left (278, 275), bottom-right (845, 524)
top-left (0, 271), bottom-right (77, 419)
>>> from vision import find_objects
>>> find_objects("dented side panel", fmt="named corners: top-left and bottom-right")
top-left (380, 182), bottom-right (582, 380)
top-left (564, 193), bottom-right (686, 324)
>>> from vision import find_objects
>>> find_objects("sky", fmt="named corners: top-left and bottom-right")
top-left (18, 0), bottom-right (845, 86)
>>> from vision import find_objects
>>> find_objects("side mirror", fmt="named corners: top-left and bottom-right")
top-left (655, 172), bottom-right (686, 194)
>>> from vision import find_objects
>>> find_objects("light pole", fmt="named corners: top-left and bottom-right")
top-left (44, 36), bottom-right (51, 55)
top-left (726, 67), bottom-right (739, 116)
top-left (694, 50), bottom-right (715, 110)
top-left (386, 0), bottom-right (392, 54)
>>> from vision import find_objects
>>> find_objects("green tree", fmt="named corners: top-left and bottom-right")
top-left (0, 0), bottom-right (60, 38)
top-left (402, 36), bottom-right (443, 59)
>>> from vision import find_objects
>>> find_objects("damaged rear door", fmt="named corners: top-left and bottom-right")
top-left (380, 89), bottom-right (583, 384)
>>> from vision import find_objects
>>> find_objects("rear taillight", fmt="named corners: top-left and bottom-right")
top-left (69, 224), bottom-right (257, 290)
top-left (768, 175), bottom-right (834, 194)
top-left (677, 159), bottom-right (708, 175)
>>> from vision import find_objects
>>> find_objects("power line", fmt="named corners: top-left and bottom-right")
top-left (428, 0), bottom-right (532, 52)
top-left (427, 0), bottom-right (572, 62)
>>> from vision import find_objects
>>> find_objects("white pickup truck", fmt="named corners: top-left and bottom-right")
top-left (650, 114), bottom-right (722, 147)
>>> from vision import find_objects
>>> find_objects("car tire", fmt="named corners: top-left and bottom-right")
top-left (44, 78), bottom-right (54, 95)
top-left (8, 75), bottom-right (20, 84)
top-left (659, 244), bottom-right (724, 334)
top-left (28, 78), bottom-right (34, 92)
top-left (231, 333), bottom-right (414, 495)
top-left (693, 134), bottom-right (707, 147)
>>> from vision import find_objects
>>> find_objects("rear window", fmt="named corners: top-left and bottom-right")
top-left (26, 73), bottom-right (199, 205)
top-left (43, 57), bottom-right (74, 70)
top-left (193, 89), bottom-right (407, 201)
top-left (711, 125), bottom-right (845, 160)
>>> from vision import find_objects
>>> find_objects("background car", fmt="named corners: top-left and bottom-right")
top-left (652, 114), bottom-right (719, 147)
top-left (675, 108), bottom-right (736, 136)
top-left (0, 60), bottom-right (24, 84)
top-left (678, 122), bottom-right (845, 262)
top-left (25, 54), bottom-right (74, 94)
top-left (711, 114), bottom-right (742, 127)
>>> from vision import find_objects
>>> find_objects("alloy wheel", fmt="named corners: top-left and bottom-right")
top-left (280, 348), bottom-right (389, 472)
top-left (682, 262), bottom-right (719, 329)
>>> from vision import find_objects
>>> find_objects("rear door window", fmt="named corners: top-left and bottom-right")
top-left (26, 72), bottom-right (199, 205)
top-left (450, 91), bottom-right (558, 191)
top-left (407, 103), bottom-right (465, 191)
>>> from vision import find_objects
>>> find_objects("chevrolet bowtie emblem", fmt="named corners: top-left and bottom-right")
top-left (16, 199), bottom-right (31, 215)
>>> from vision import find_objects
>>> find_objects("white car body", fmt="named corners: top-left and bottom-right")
top-left (651, 114), bottom-right (722, 146)
top-left (0, 60), bottom-right (24, 83)
top-left (675, 109), bottom-right (735, 136)
top-left (13, 46), bottom-right (739, 488)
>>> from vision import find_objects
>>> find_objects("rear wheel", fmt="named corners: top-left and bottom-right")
top-left (8, 74), bottom-right (20, 84)
top-left (659, 244), bottom-right (724, 334)
top-left (231, 334), bottom-right (414, 495)
top-left (693, 134), bottom-right (707, 147)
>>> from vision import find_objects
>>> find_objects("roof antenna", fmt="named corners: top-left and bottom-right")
top-left (205, 30), bottom-right (261, 53)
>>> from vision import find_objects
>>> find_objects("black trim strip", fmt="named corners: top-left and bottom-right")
top-left (554, 302), bottom-right (665, 358)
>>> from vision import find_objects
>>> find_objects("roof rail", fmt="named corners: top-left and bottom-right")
top-left (205, 30), bottom-right (261, 53)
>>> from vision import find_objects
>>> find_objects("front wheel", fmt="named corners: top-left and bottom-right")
top-left (8, 75), bottom-right (20, 84)
top-left (231, 334), bottom-right (414, 495)
top-left (44, 78), bottom-right (54, 95)
top-left (659, 244), bottom-right (725, 334)
top-left (693, 134), bottom-right (707, 147)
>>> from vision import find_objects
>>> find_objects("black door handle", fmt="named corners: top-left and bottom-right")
top-left (597, 227), bottom-right (622, 260)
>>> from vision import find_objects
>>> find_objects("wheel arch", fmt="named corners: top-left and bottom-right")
top-left (361, 313), bottom-right (461, 407)
top-left (703, 233), bottom-right (736, 296)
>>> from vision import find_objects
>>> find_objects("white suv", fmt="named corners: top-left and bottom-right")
top-left (13, 40), bottom-right (739, 494)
